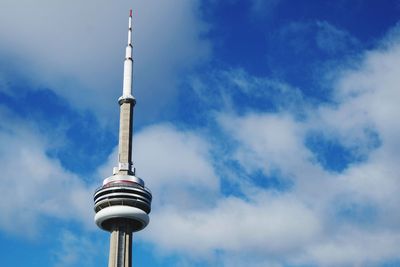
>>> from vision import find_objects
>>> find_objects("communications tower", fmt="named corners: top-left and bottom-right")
top-left (93, 10), bottom-right (152, 267)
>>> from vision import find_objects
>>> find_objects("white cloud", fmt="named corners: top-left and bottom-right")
top-left (316, 21), bottom-right (359, 54)
top-left (190, 68), bottom-right (307, 114)
top-left (53, 230), bottom-right (105, 267)
top-left (218, 112), bottom-right (311, 176)
top-left (0, 109), bottom-right (95, 236)
top-left (0, 0), bottom-right (209, 121)
top-left (147, 193), bottom-right (321, 257)
top-left (297, 228), bottom-right (400, 267)
top-left (203, 33), bottom-right (400, 266)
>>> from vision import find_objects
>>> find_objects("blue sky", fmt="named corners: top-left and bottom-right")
top-left (0, 0), bottom-right (400, 266)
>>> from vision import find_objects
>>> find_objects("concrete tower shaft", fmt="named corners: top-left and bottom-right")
top-left (94, 9), bottom-right (152, 267)
top-left (117, 101), bottom-right (134, 175)
top-left (108, 222), bottom-right (133, 267)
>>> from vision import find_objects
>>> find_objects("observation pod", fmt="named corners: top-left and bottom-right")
top-left (94, 175), bottom-right (152, 232)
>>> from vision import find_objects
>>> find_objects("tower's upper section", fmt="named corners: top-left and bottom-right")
top-left (113, 9), bottom-right (137, 177)
top-left (94, 10), bottom-right (151, 233)
top-left (119, 9), bottom-right (135, 103)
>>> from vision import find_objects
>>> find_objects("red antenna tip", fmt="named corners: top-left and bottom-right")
top-left (130, 9), bottom-right (132, 17)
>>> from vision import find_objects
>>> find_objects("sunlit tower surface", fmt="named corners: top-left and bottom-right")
top-left (93, 10), bottom-right (152, 267)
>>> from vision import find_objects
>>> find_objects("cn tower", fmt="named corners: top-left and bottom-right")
top-left (93, 10), bottom-right (152, 267)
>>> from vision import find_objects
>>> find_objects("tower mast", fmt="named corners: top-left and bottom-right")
top-left (117, 8), bottom-right (135, 176)
top-left (94, 10), bottom-right (152, 267)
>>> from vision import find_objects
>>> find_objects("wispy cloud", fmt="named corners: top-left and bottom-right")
top-left (0, 107), bottom-right (95, 236)
top-left (52, 230), bottom-right (105, 267)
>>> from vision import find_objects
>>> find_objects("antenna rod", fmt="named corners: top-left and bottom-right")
top-left (121, 9), bottom-right (134, 99)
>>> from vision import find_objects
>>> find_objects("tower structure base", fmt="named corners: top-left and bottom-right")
top-left (108, 220), bottom-right (133, 267)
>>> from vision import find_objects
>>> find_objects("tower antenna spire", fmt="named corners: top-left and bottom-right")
top-left (120, 8), bottom-right (135, 101)
top-left (128, 9), bottom-right (132, 46)
top-left (94, 9), bottom-right (152, 267)
top-left (117, 7), bottom-right (136, 175)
